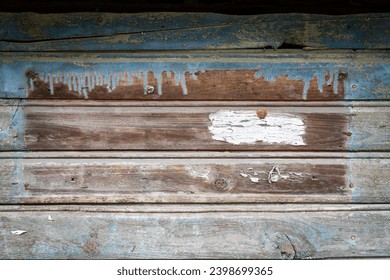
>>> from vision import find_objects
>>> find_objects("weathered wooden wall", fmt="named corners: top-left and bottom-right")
top-left (0, 13), bottom-right (389, 259)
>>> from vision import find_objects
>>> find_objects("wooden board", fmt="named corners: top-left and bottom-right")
top-left (0, 13), bottom-right (389, 51)
top-left (1, 102), bottom-right (389, 151)
top-left (1, 51), bottom-right (389, 100)
top-left (1, 157), bottom-right (389, 204)
top-left (1, 206), bottom-right (390, 259)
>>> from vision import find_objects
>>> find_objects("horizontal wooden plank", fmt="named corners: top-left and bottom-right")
top-left (1, 103), bottom-right (388, 151)
top-left (8, 100), bottom-right (390, 108)
top-left (5, 204), bottom-right (390, 213)
top-left (1, 51), bottom-right (389, 100)
top-left (0, 13), bottom-right (389, 50)
top-left (1, 209), bottom-right (389, 259)
top-left (1, 151), bottom-right (390, 159)
top-left (1, 157), bottom-right (389, 203)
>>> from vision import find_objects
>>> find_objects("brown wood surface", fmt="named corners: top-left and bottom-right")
top-left (19, 106), bottom-right (388, 151)
top-left (1, 206), bottom-right (389, 259)
top-left (26, 69), bottom-right (347, 101)
top-left (2, 101), bottom-right (389, 151)
top-left (21, 107), bottom-right (343, 151)
top-left (1, 157), bottom-right (389, 204)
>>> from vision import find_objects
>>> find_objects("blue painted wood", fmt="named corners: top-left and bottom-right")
top-left (0, 13), bottom-right (389, 50)
top-left (0, 51), bottom-right (389, 100)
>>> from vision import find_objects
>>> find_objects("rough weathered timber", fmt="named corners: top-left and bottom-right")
top-left (1, 157), bottom-right (389, 204)
top-left (18, 106), bottom-right (390, 151)
top-left (1, 209), bottom-right (390, 259)
top-left (0, 13), bottom-right (389, 51)
top-left (2, 101), bottom-right (389, 151)
top-left (2, 105), bottom-right (346, 150)
top-left (7, 204), bottom-right (390, 213)
top-left (1, 51), bottom-right (389, 100)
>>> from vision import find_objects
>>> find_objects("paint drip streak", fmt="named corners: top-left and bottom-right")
top-left (29, 68), bottom-right (345, 98)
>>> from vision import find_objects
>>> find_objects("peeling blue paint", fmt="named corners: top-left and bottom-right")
top-left (1, 59), bottom-right (389, 99)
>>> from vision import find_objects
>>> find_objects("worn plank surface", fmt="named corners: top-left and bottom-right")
top-left (1, 51), bottom-right (389, 100)
top-left (0, 13), bottom-right (389, 51)
top-left (1, 12), bottom-right (389, 260)
top-left (0, 157), bottom-right (389, 204)
top-left (1, 104), bottom-right (388, 151)
top-left (1, 207), bottom-right (390, 259)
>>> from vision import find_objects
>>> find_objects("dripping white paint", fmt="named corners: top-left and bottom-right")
top-left (208, 110), bottom-right (306, 146)
top-left (28, 70), bottom-right (190, 97)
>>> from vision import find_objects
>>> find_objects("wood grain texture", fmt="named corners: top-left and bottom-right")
top-left (1, 157), bottom-right (389, 204)
top-left (14, 106), bottom-right (387, 151)
top-left (0, 13), bottom-right (389, 51)
top-left (1, 209), bottom-right (390, 259)
top-left (2, 101), bottom-right (389, 152)
top-left (1, 51), bottom-right (389, 100)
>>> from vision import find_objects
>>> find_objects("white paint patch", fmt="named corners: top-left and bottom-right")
top-left (250, 177), bottom-right (260, 183)
top-left (185, 166), bottom-right (210, 180)
top-left (208, 110), bottom-right (305, 145)
top-left (11, 230), bottom-right (27, 235)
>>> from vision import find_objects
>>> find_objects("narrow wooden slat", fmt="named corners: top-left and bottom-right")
top-left (5, 204), bottom-right (390, 213)
top-left (2, 151), bottom-right (390, 159)
top-left (1, 157), bottom-right (389, 204)
top-left (13, 100), bottom-right (390, 108)
top-left (1, 51), bottom-right (389, 100)
top-left (0, 1), bottom-right (389, 15)
top-left (0, 13), bottom-right (389, 50)
top-left (1, 209), bottom-right (389, 259)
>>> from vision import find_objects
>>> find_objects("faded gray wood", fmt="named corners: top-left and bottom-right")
top-left (4, 204), bottom-right (390, 213)
top-left (1, 209), bottom-right (389, 259)
top-left (1, 157), bottom-right (389, 204)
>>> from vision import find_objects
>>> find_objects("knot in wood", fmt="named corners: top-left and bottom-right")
top-left (213, 177), bottom-right (230, 192)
